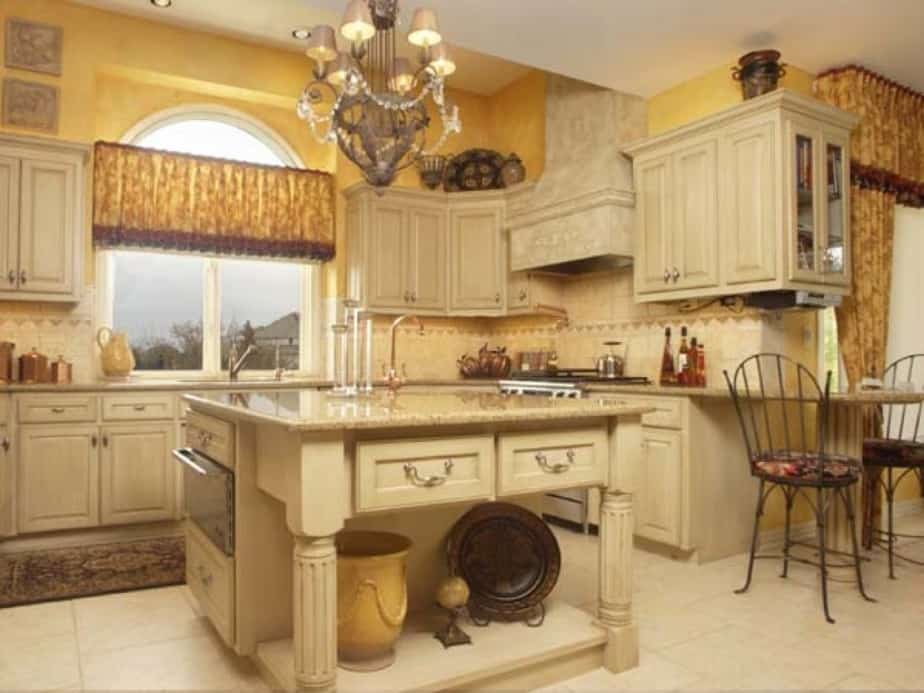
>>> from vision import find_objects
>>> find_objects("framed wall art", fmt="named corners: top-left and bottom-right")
top-left (2, 78), bottom-right (60, 133)
top-left (5, 18), bottom-right (63, 76)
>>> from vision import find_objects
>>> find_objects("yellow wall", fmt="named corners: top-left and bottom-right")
top-left (647, 62), bottom-right (816, 135)
top-left (0, 0), bottom-right (547, 300)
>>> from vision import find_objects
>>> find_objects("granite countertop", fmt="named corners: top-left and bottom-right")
top-left (0, 378), bottom-right (333, 394)
top-left (183, 389), bottom-right (653, 432)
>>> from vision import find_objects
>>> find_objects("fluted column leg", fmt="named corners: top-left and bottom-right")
top-left (293, 536), bottom-right (337, 692)
top-left (598, 491), bottom-right (638, 673)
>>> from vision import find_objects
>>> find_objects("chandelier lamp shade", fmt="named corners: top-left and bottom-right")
top-left (296, 0), bottom-right (462, 188)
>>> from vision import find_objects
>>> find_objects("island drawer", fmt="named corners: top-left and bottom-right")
top-left (18, 394), bottom-right (98, 424)
top-left (102, 393), bottom-right (175, 421)
top-left (186, 411), bottom-right (235, 470)
top-left (497, 426), bottom-right (608, 496)
top-left (186, 521), bottom-right (235, 646)
top-left (356, 435), bottom-right (494, 513)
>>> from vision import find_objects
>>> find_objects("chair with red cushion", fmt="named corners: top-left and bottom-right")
top-left (863, 354), bottom-right (924, 578)
top-left (724, 354), bottom-right (874, 623)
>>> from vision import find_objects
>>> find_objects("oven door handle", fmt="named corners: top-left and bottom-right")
top-left (172, 447), bottom-right (221, 476)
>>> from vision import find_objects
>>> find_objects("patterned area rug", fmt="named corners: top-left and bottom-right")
top-left (0, 536), bottom-right (185, 607)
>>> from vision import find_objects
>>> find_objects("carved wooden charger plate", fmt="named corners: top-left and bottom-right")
top-left (446, 502), bottom-right (561, 622)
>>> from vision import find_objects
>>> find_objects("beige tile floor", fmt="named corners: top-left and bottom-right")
top-left (2, 514), bottom-right (923, 691)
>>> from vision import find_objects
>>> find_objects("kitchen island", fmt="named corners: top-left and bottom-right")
top-left (181, 388), bottom-right (651, 692)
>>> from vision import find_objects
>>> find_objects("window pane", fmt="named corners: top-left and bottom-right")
top-left (220, 259), bottom-right (301, 371)
top-left (135, 120), bottom-right (285, 165)
top-left (112, 251), bottom-right (204, 371)
top-left (822, 307), bottom-right (840, 392)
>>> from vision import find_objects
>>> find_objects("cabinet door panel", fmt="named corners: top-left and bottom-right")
top-left (449, 206), bottom-right (504, 312)
top-left (19, 158), bottom-right (75, 295)
top-left (722, 121), bottom-right (777, 285)
top-left (672, 142), bottom-right (719, 290)
top-left (367, 203), bottom-right (408, 309)
top-left (636, 428), bottom-right (683, 546)
top-left (0, 156), bottom-right (20, 299)
top-left (821, 129), bottom-right (851, 287)
top-left (407, 205), bottom-right (447, 311)
top-left (101, 423), bottom-right (176, 525)
top-left (19, 425), bottom-right (98, 533)
top-left (634, 156), bottom-right (672, 294)
top-left (786, 120), bottom-right (823, 283)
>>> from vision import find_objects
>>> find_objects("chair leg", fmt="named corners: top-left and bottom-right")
top-left (737, 480), bottom-right (766, 595)
top-left (781, 489), bottom-right (794, 579)
top-left (842, 486), bottom-right (876, 602)
top-left (887, 466), bottom-right (896, 580)
top-left (816, 486), bottom-right (834, 624)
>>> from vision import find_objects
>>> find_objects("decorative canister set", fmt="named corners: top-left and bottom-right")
top-left (0, 342), bottom-right (74, 385)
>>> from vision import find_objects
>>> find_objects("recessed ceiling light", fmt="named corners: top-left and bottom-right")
top-left (291, 27), bottom-right (311, 40)
top-left (150, 0), bottom-right (172, 7)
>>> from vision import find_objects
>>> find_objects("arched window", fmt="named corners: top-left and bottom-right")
top-left (97, 107), bottom-right (321, 377)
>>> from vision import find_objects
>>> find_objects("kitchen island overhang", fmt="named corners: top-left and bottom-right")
top-left (180, 389), bottom-right (651, 692)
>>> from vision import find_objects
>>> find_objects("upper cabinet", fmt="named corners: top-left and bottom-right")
top-left (346, 185), bottom-right (511, 317)
top-left (0, 135), bottom-right (88, 303)
top-left (625, 90), bottom-right (859, 303)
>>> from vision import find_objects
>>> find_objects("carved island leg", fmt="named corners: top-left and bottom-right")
top-left (598, 415), bottom-right (641, 673)
top-left (293, 535), bottom-right (338, 692)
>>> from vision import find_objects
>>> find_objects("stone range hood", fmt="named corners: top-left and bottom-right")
top-left (505, 75), bottom-right (647, 274)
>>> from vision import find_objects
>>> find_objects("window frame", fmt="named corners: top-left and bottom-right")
top-left (95, 105), bottom-right (323, 381)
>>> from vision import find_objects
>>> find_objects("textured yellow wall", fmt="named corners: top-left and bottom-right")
top-left (488, 70), bottom-right (546, 181)
top-left (647, 62), bottom-right (816, 135)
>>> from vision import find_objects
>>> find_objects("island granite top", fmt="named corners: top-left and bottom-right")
top-left (182, 389), bottom-right (653, 432)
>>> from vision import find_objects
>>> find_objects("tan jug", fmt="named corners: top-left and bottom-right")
top-left (97, 327), bottom-right (135, 378)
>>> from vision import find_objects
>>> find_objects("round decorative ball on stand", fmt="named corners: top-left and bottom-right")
top-left (434, 575), bottom-right (472, 648)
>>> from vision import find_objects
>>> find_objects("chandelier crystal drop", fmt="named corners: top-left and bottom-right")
top-left (296, 0), bottom-right (461, 188)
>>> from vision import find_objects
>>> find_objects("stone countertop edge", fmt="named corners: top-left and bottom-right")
top-left (182, 392), bottom-right (654, 433)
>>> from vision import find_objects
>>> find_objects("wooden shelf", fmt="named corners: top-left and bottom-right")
top-left (255, 600), bottom-right (606, 692)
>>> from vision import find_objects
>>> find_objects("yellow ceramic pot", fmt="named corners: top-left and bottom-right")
top-left (336, 530), bottom-right (411, 671)
top-left (97, 327), bottom-right (135, 378)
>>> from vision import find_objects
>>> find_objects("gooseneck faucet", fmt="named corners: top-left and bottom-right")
top-left (228, 343), bottom-right (256, 382)
top-left (385, 314), bottom-right (424, 391)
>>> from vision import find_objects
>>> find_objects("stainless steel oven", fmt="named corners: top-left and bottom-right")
top-left (172, 447), bottom-right (234, 556)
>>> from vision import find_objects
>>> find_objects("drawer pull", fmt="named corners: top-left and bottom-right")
top-left (51, 407), bottom-right (66, 414)
top-left (404, 459), bottom-right (454, 488)
top-left (535, 449), bottom-right (575, 474)
top-left (132, 404), bottom-right (147, 412)
top-left (198, 565), bottom-right (213, 588)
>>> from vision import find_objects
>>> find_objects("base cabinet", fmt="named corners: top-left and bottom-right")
top-left (18, 424), bottom-right (99, 533)
top-left (100, 423), bottom-right (176, 525)
top-left (636, 428), bottom-right (684, 546)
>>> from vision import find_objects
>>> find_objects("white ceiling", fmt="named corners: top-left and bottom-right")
top-left (73, 0), bottom-right (924, 97)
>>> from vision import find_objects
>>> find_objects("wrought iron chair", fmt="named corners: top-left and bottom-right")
top-left (724, 354), bottom-right (874, 623)
top-left (863, 354), bottom-right (924, 578)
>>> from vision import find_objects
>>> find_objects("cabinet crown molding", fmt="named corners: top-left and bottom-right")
top-left (0, 133), bottom-right (91, 159)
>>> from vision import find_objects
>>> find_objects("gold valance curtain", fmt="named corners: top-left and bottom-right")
top-left (92, 141), bottom-right (336, 261)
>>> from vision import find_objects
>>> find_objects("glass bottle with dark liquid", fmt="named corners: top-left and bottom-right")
top-left (659, 327), bottom-right (676, 386)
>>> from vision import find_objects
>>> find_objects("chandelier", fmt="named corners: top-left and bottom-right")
top-left (296, 0), bottom-right (462, 188)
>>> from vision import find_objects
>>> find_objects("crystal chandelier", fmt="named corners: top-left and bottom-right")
top-left (296, 0), bottom-right (462, 188)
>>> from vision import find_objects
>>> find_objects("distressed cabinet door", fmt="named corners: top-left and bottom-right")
top-left (19, 424), bottom-right (99, 533)
top-left (671, 140), bottom-right (719, 290)
top-left (407, 204), bottom-right (447, 312)
top-left (722, 120), bottom-right (778, 285)
top-left (448, 204), bottom-right (505, 313)
top-left (634, 154), bottom-right (673, 294)
top-left (367, 201), bottom-right (410, 310)
top-left (635, 428), bottom-right (683, 546)
top-left (100, 423), bottom-right (176, 526)
top-left (18, 158), bottom-right (76, 296)
top-left (0, 156), bottom-right (20, 299)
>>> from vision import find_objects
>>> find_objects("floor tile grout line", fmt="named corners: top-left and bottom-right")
top-left (67, 599), bottom-right (85, 690)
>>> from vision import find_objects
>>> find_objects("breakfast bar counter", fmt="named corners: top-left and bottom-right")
top-left (181, 389), bottom-right (651, 692)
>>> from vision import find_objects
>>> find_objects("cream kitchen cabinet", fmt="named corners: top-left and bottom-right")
top-left (448, 200), bottom-right (506, 314)
top-left (100, 422), bottom-right (177, 525)
top-left (625, 90), bottom-right (858, 303)
top-left (636, 427), bottom-right (684, 546)
top-left (0, 395), bottom-right (11, 538)
top-left (18, 424), bottom-right (100, 533)
top-left (345, 183), bottom-right (510, 317)
top-left (0, 135), bottom-right (88, 303)
top-left (507, 270), bottom-right (563, 314)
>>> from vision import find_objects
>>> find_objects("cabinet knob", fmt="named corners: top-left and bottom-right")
top-left (6, 270), bottom-right (14, 285)
top-left (91, 435), bottom-right (98, 448)
top-left (495, 292), bottom-right (502, 303)
top-left (1, 438), bottom-right (9, 453)
top-left (102, 435), bottom-right (109, 448)
top-left (671, 267), bottom-right (680, 282)
top-left (663, 269), bottom-right (670, 283)
top-left (19, 270), bottom-right (26, 285)
top-left (403, 290), bottom-right (411, 303)
top-left (410, 291), bottom-right (417, 303)
top-left (518, 288), bottom-right (528, 301)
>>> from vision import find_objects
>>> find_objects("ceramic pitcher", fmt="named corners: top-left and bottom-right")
top-left (97, 327), bottom-right (135, 378)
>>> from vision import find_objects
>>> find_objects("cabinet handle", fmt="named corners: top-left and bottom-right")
top-left (19, 270), bottom-right (26, 285)
top-left (6, 270), bottom-right (14, 285)
top-left (50, 407), bottom-right (65, 414)
top-left (133, 404), bottom-right (147, 412)
top-left (518, 288), bottom-right (528, 301)
top-left (102, 435), bottom-right (109, 448)
top-left (1, 438), bottom-right (9, 453)
top-left (404, 459), bottom-right (454, 487)
top-left (535, 449), bottom-right (575, 474)
top-left (91, 435), bottom-right (98, 448)
top-left (198, 565), bottom-right (213, 588)
top-left (410, 291), bottom-right (417, 303)
top-left (671, 267), bottom-right (680, 282)
top-left (663, 269), bottom-right (670, 283)
top-left (403, 290), bottom-right (411, 303)
top-left (495, 292), bottom-right (502, 304)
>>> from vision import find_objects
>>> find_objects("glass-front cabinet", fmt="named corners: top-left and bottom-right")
top-left (787, 120), bottom-right (851, 286)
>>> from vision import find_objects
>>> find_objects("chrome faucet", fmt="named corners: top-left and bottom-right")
top-left (384, 314), bottom-right (424, 391)
top-left (228, 343), bottom-right (256, 382)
